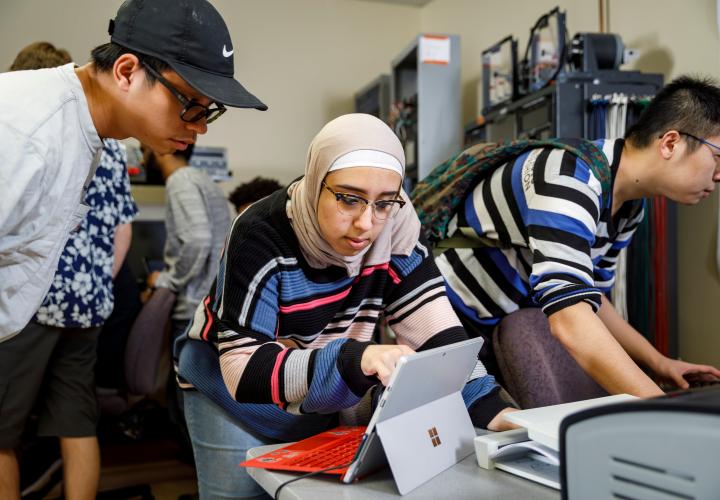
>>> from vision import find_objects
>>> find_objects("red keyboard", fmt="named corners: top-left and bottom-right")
top-left (240, 426), bottom-right (366, 475)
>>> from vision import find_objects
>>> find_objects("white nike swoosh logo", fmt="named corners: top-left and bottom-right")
top-left (222, 45), bottom-right (234, 58)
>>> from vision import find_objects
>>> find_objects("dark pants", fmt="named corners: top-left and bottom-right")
top-left (0, 322), bottom-right (100, 448)
top-left (96, 261), bottom-right (142, 389)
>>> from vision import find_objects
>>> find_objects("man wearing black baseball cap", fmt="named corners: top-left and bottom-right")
top-left (109, 0), bottom-right (267, 112)
top-left (0, 1), bottom-right (264, 498)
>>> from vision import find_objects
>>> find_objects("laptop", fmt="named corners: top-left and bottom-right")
top-left (241, 337), bottom-right (483, 495)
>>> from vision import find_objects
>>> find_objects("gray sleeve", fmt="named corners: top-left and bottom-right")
top-left (155, 177), bottom-right (213, 292)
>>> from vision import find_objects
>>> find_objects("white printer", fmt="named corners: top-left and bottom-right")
top-left (560, 386), bottom-right (720, 500)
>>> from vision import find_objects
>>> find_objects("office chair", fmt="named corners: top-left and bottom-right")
top-left (94, 287), bottom-right (195, 500)
top-left (97, 286), bottom-right (176, 415)
top-left (22, 286), bottom-right (184, 500)
top-left (493, 308), bottom-right (607, 409)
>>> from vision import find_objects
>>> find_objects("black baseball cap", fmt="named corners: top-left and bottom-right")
top-left (109, 0), bottom-right (267, 110)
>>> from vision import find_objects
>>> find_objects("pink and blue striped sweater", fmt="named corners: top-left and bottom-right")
top-left (175, 188), bottom-right (506, 441)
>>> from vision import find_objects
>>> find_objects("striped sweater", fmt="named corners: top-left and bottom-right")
top-left (176, 189), bottom-right (505, 440)
top-left (438, 139), bottom-right (645, 326)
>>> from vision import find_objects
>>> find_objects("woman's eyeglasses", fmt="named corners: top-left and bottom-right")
top-left (322, 182), bottom-right (405, 221)
top-left (143, 63), bottom-right (226, 124)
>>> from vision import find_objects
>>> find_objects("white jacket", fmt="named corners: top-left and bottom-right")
top-left (0, 63), bottom-right (101, 341)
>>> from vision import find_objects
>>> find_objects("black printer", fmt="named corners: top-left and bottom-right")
top-left (560, 386), bottom-right (720, 500)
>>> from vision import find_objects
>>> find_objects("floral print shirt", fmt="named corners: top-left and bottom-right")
top-left (34, 139), bottom-right (138, 328)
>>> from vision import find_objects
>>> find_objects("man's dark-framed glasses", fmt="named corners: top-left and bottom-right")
top-left (322, 181), bottom-right (405, 220)
top-left (143, 63), bottom-right (226, 124)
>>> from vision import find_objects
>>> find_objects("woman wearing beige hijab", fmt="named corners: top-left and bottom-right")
top-left (175, 114), bottom-right (515, 498)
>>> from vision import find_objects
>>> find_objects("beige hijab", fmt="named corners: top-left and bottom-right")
top-left (287, 113), bottom-right (421, 277)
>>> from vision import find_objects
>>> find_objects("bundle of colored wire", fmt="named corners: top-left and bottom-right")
top-left (588, 95), bottom-right (607, 140)
top-left (606, 93), bottom-right (630, 321)
top-left (628, 198), bottom-right (652, 338)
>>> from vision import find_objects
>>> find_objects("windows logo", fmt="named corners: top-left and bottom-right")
top-left (428, 427), bottom-right (441, 447)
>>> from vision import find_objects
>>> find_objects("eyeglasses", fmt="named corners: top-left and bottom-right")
top-left (677, 132), bottom-right (720, 169)
top-left (322, 181), bottom-right (405, 221)
top-left (678, 131), bottom-right (720, 155)
top-left (143, 63), bottom-right (226, 124)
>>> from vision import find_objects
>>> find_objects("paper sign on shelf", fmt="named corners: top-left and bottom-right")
top-left (420, 35), bottom-right (450, 65)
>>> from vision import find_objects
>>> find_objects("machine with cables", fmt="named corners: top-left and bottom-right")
top-left (468, 6), bottom-right (676, 359)
top-left (475, 6), bottom-right (662, 143)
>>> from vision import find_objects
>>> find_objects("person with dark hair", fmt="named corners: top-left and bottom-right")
top-left (426, 75), bottom-right (720, 402)
top-left (141, 142), bottom-right (231, 326)
top-left (229, 176), bottom-right (283, 214)
top-left (141, 141), bottom-right (232, 458)
top-left (0, 0), bottom-right (265, 341)
top-left (0, 1), bottom-right (265, 498)
top-left (624, 76), bottom-right (720, 156)
top-left (2, 41), bottom-right (139, 500)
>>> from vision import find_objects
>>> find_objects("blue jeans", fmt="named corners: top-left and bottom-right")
top-left (184, 390), bottom-right (272, 499)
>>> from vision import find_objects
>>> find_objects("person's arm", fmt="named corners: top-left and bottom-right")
top-left (598, 295), bottom-right (720, 388)
top-left (383, 239), bottom-right (516, 430)
top-left (112, 223), bottom-right (132, 278)
top-left (597, 295), bottom-right (664, 371)
top-left (106, 140), bottom-right (138, 279)
top-left (154, 180), bottom-right (213, 292)
top-left (210, 221), bottom-right (394, 416)
top-left (522, 152), bottom-right (664, 398)
top-left (591, 198), bottom-right (654, 366)
top-left (592, 196), bottom-right (720, 388)
top-left (549, 301), bottom-right (663, 397)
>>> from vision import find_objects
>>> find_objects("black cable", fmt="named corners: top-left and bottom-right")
top-left (522, 11), bottom-right (552, 66)
top-left (544, 24), bottom-right (570, 87)
top-left (520, 7), bottom-right (569, 93)
top-left (273, 461), bottom-right (354, 500)
top-left (537, 17), bottom-right (568, 90)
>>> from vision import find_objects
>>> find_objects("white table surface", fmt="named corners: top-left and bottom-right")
top-left (246, 442), bottom-right (561, 500)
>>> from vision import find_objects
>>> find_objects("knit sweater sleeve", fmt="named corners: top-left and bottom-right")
top-left (384, 238), bottom-right (510, 428)
top-left (208, 215), bottom-right (375, 415)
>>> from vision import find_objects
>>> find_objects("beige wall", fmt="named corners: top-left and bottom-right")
top-left (419, 0), bottom-right (600, 123)
top-left (0, 0), bottom-right (420, 185)
top-left (420, 0), bottom-right (720, 365)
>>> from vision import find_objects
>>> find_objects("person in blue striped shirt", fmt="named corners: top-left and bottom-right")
top-left (439, 76), bottom-right (720, 400)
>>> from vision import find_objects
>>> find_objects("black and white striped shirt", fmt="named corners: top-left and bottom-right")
top-left (438, 139), bottom-right (644, 326)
